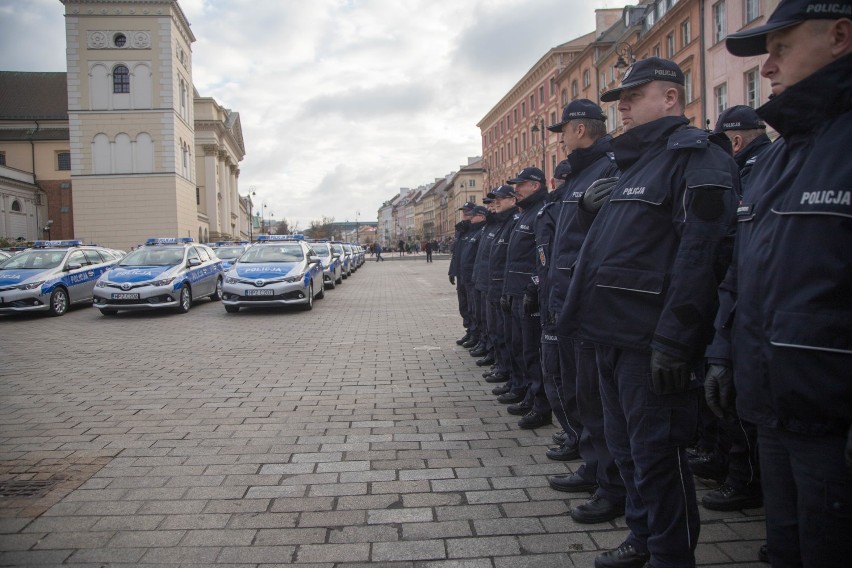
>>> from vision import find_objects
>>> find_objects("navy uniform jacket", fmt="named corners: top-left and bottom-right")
top-left (559, 116), bottom-right (739, 360)
top-left (487, 208), bottom-right (518, 302)
top-left (473, 213), bottom-right (500, 293)
top-left (503, 190), bottom-right (547, 298)
top-left (458, 221), bottom-right (485, 285)
top-left (733, 133), bottom-right (771, 182)
top-left (448, 220), bottom-right (470, 278)
top-left (707, 54), bottom-right (852, 436)
top-left (549, 136), bottom-right (619, 327)
top-left (533, 184), bottom-right (567, 326)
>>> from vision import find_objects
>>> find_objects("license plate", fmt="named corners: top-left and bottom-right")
top-left (245, 289), bottom-right (273, 296)
top-left (112, 293), bottom-right (140, 300)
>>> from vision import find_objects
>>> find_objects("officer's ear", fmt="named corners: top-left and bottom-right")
top-left (828, 18), bottom-right (852, 58)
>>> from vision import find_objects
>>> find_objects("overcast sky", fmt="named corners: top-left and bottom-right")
top-left (0, 0), bottom-right (611, 229)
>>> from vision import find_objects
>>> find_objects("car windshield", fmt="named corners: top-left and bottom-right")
top-left (214, 246), bottom-right (246, 260)
top-left (119, 247), bottom-right (186, 267)
top-left (0, 250), bottom-right (65, 270)
top-left (343, 245), bottom-right (352, 253)
top-left (332, 244), bottom-right (344, 254)
top-left (240, 244), bottom-right (304, 263)
top-left (311, 245), bottom-right (330, 257)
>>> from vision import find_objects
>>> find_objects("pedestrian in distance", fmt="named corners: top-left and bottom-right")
top-left (425, 240), bottom-right (433, 263)
top-left (374, 242), bottom-right (384, 262)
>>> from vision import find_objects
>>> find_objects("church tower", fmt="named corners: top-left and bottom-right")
top-left (61, 0), bottom-right (197, 250)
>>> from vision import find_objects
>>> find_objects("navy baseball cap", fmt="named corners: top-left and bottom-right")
top-left (554, 159), bottom-right (572, 181)
top-left (487, 185), bottom-right (517, 199)
top-left (483, 196), bottom-right (494, 204)
top-left (726, 0), bottom-right (852, 57)
top-left (458, 201), bottom-right (475, 212)
top-left (471, 205), bottom-right (489, 217)
top-left (548, 99), bottom-right (606, 132)
top-left (713, 105), bottom-right (766, 133)
top-left (507, 167), bottom-right (546, 185)
top-left (600, 57), bottom-right (685, 102)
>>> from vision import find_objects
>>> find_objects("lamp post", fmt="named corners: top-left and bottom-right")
top-left (355, 210), bottom-right (359, 245)
top-left (530, 115), bottom-right (547, 174)
top-left (43, 219), bottom-right (53, 240)
top-left (614, 41), bottom-right (636, 71)
top-left (269, 212), bottom-right (275, 235)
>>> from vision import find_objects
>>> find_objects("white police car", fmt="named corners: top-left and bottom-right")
top-left (308, 241), bottom-right (343, 289)
top-left (0, 240), bottom-right (119, 316)
top-left (92, 237), bottom-right (224, 315)
top-left (221, 234), bottom-right (324, 313)
top-left (332, 242), bottom-right (351, 278)
top-left (210, 241), bottom-right (251, 271)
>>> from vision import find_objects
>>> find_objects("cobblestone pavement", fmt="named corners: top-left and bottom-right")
top-left (0, 259), bottom-right (766, 567)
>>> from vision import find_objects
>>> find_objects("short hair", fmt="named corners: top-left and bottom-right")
top-left (730, 127), bottom-right (766, 146)
top-left (571, 118), bottom-right (607, 140)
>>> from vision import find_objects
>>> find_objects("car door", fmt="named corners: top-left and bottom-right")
top-left (63, 250), bottom-right (90, 304)
top-left (188, 246), bottom-right (211, 296)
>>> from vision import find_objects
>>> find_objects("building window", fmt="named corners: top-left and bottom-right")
top-left (539, 85), bottom-right (545, 104)
top-left (113, 33), bottom-right (127, 47)
top-left (550, 77), bottom-right (556, 96)
top-left (196, 187), bottom-right (200, 205)
top-left (681, 19), bottom-right (691, 47)
top-left (744, 67), bottom-right (760, 108)
top-left (113, 64), bottom-right (130, 93)
top-left (715, 83), bottom-right (728, 116)
top-left (713, 1), bottom-right (727, 43)
top-left (583, 69), bottom-right (590, 88)
top-left (521, 101), bottom-right (526, 116)
top-left (513, 138), bottom-right (518, 156)
top-left (513, 108), bottom-right (518, 123)
top-left (530, 94), bottom-right (535, 111)
top-left (561, 89), bottom-right (568, 106)
top-left (0, 152), bottom-right (5, 166)
top-left (666, 33), bottom-right (675, 57)
top-left (684, 70), bottom-right (693, 103)
top-left (57, 152), bottom-right (71, 171)
top-left (600, 71), bottom-right (606, 88)
top-left (550, 111), bottom-right (557, 125)
top-left (745, 0), bottom-right (760, 23)
top-left (522, 132), bottom-right (527, 151)
top-left (11, 200), bottom-right (21, 212)
top-left (571, 80), bottom-right (578, 99)
top-left (469, 179), bottom-right (475, 187)
top-left (653, 44), bottom-right (661, 58)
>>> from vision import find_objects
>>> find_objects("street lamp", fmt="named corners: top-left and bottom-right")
top-left (355, 210), bottom-right (359, 245)
top-left (530, 116), bottom-right (547, 173)
top-left (43, 219), bottom-right (53, 240)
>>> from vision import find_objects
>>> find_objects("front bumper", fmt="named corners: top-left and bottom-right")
top-left (221, 280), bottom-right (310, 307)
top-left (93, 283), bottom-right (180, 310)
top-left (0, 288), bottom-right (50, 313)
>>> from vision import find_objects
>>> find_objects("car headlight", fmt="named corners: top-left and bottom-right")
top-left (17, 280), bottom-right (45, 290)
top-left (151, 277), bottom-right (176, 287)
top-left (283, 273), bottom-right (305, 283)
top-left (225, 276), bottom-right (239, 284)
top-left (95, 280), bottom-right (109, 288)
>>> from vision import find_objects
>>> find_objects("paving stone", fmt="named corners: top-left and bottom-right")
top-left (446, 536), bottom-right (521, 558)
top-left (296, 542), bottom-right (371, 563)
top-left (368, 507), bottom-right (433, 524)
top-left (328, 525), bottom-right (399, 544)
top-left (372, 539), bottom-right (446, 561)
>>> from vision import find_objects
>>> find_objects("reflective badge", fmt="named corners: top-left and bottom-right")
top-left (538, 247), bottom-right (546, 267)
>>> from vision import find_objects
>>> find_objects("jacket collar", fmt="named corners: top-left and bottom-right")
top-left (567, 134), bottom-right (613, 174)
top-left (516, 187), bottom-right (547, 210)
top-left (734, 133), bottom-right (772, 169)
top-left (455, 219), bottom-right (470, 231)
top-left (611, 116), bottom-right (689, 171)
top-left (757, 52), bottom-right (852, 137)
top-left (492, 207), bottom-right (517, 223)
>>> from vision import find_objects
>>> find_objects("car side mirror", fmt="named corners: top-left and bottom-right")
top-left (66, 262), bottom-right (83, 271)
top-left (332, 253), bottom-right (341, 259)
top-left (308, 255), bottom-right (320, 264)
top-left (188, 258), bottom-right (202, 267)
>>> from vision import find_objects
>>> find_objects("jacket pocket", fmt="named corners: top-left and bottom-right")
top-left (595, 265), bottom-right (665, 295)
top-left (770, 310), bottom-right (852, 354)
top-left (593, 266), bottom-right (666, 346)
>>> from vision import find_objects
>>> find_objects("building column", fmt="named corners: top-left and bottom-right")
top-left (203, 145), bottom-right (219, 237)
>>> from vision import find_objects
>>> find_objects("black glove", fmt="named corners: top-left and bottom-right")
top-left (846, 422), bottom-right (852, 471)
top-left (580, 177), bottom-right (619, 213)
top-left (523, 290), bottom-right (539, 316)
top-left (500, 295), bottom-right (512, 314)
top-left (449, 275), bottom-right (455, 285)
top-left (650, 349), bottom-right (693, 395)
top-left (704, 363), bottom-right (737, 421)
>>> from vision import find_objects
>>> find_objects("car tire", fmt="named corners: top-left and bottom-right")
top-left (302, 283), bottom-right (313, 311)
top-left (99, 308), bottom-right (118, 316)
top-left (335, 273), bottom-right (343, 284)
top-left (47, 287), bottom-right (69, 317)
top-left (225, 305), bottom-right (239, 313)
top-left (211, 277), bottom-right (223, 301)
top-left (326, 277), bottom-right (335, 290)
top-left (176, 284), bottom-right (191, 314)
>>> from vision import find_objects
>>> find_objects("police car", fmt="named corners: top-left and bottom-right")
top-left (92, 237), bottom-right (224, 315)
top-left (210, 241), bottom-right (251, 271)
top-left (332, 242), bottom-right (351, 278)
top-left (0, 240), bottom-right (119, 316)
top-left (221, 234), bottom-right (324, 313)
top-left (0, 250), bottom-right (12, 261)
top-left (308, 241), bottom-right (343, 289)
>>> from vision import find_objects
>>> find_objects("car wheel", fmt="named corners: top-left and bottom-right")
top-left (225, 304), bottom-right (239, 313)
top-left (176, 284), bottom-right (191, 314)
top-left (326, 277), bottom-right (335, 290)
top-left (336, 272), bottom-right (343, 284)
top-left (47, 287), bottom-right (69, 317)
top-left (316, 279), bottom-right (325, 299)
top-left (211, 277), bottom-right (223, 301)
top-left (99, 308), bottom-right (118, 316)
top-left (302, 283), bottom-right (313, 311)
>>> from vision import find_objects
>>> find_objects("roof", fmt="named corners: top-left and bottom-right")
top-left (0, 72), bottom-right (69, 120)
top-left (0, 128), bottom-right (69, 141)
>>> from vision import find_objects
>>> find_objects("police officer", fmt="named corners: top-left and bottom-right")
top-left (471, 197), bottom-right (500, 368)
top-left (483, 187), bottom-right (519, 387)
top-left (458, 206), bottom-right (487, 352)
top-left (707, 2), bottom-right (852, 566)
top-left (500, 167), bottom-right (551, 429)
top-left (559, 58), bottom-right (739, 568)
top-left (544, 100), bottom-right (626, 525)
top-left (693, 104), bottom-right (772, 512)
top-left (449, 202), bottom-right (475, 346)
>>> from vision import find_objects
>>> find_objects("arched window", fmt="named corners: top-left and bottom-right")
top-left (11, 200), bottom-right (22, 212)
top-left (561, 89), bottom-right (568, 107)
top-left (113, 65), bottom-right (130, 93)
top-left (571, 80), bottom-right (579, 99)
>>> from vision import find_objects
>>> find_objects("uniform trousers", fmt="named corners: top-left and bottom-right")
top-left (758, 426), bottom-right (851, 568)
top-left (503, 298), bottom-right (526, 397)
top-left (464, 282), bottom-right (480, 343)
top-left (596, 345), bottom-right (700, 568)
top-left (456, 282), bottom-right (470, 331)
top-left (511, 298), bottom-right (549, 414)
top-left (540, 337), bottom-right (573, 440)
top-left (487, 299), bottom-right (510, 375)
top-left (477, 290), bottom-right (493, 353)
